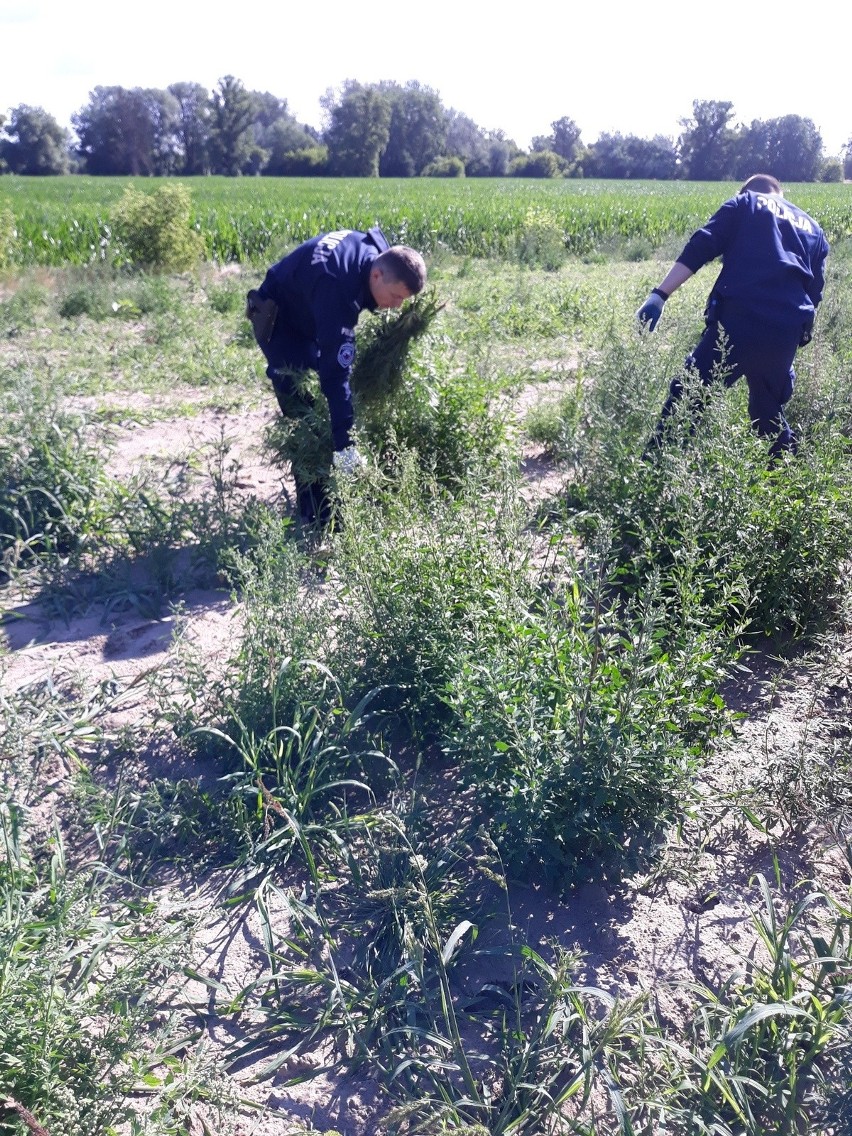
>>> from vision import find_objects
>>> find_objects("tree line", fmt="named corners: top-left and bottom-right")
top-left (0, 79), bottom-right (849, 182)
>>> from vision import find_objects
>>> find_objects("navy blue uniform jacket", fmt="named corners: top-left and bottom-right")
top-left (676, 191), bottom-right (829, 328)
top-left (259, 226), bottom-right (390, 448)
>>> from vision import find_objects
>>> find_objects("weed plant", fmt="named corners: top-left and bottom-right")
top-left (331, 467), bottom-right (536, 731)
top-left (537, 318), bottom-right (852, 640)
top-left (625, 864), bottom-right (852, 1136)
top-left (58, 268), bottom-right (179, 321)
top-left (443, 539), bottom-right (735, 885)
top-left (0, 279), bottom-right (50, 334)
top-left (264, 310), bottom-right (511, 492)
top-left (197, 678), bottom-right (393, 874)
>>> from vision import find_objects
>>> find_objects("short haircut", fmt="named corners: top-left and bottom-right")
top-left (740, 173), bottom-right (782, 195)
top-left (375, 246), bottom-right (427, 294)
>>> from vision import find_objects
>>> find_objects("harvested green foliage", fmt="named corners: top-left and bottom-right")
top-left (350, 289), bottom-right (445, 404)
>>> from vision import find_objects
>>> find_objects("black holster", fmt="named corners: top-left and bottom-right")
top-left (245, 290), bottom-right (278, 345)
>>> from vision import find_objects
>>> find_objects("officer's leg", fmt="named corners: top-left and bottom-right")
top-left (723, 317), bottom-right (800, 458)
top-left (647, 322), bottom-right (739, 451)
top-left (260, 325), bottom-right (325, 523)
top-left (747, 365), bottom-right (798, 458)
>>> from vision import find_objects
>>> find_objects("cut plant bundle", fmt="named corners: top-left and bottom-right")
top-left (350, 289), bottom-right (445, 404)
top-left (267, 290), bottom-right (444, 487)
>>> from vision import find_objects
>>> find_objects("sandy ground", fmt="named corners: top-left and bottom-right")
top-left (2, 399), bottom-right (849, 1135)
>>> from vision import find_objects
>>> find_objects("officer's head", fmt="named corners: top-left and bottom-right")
top-left (740, 173), bottom-right (783, 196)
top-left (369, 246), bottom-right (427, 309)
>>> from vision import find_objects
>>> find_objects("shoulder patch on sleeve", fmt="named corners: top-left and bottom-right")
top-left (337, 342), bottom-right (356, 369)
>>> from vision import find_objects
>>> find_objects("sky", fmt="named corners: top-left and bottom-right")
top-left (1, 0), bottom-right (849, 156)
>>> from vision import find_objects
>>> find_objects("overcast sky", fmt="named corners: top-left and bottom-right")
top-left (2, 0), bottom-right (848, 156)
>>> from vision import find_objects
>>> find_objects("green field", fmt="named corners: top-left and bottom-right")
top-left (2, 179), bottom-right (852, 1136)
top-left (2, 175), bottom-right (852, 266)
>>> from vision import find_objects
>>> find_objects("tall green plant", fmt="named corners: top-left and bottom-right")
top-left (111, 184), bottom-right (204, 272)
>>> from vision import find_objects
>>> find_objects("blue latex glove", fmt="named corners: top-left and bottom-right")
top-left (636, 290), bottom-right (667, 331)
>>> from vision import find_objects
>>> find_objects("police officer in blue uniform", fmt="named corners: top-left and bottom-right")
top-left (637, 174), bottom-right (829, 458)
top-left (247, 228), bottom-right (427, 522)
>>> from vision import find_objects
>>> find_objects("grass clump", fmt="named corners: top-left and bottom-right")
top-left (0, 374), bottom-right (119, 573)
top-left (58, 269), bottom-right (179, 320)
top-left (0, 803), bottom-right (190, 1136)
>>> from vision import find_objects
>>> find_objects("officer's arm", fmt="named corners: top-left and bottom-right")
top-left (656, 261), bottom-right (694, 299)
top-left (636, 262), bottom-right (694, 329)
top-left (807, 238), bottom-right (830, 308)
top-left (313, 279), bottom-right (358, 453)
top-left (677, 197), bottom-right (740, 274)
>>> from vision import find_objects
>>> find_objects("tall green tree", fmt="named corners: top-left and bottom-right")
top-left (248, 90), bottom-right (319, 175)
top-left (444, 109), bottom-right (490, 173)
top-left (585, 133), bottom-right (677, 179)
top-left (532, 117), bottom-right (581, 165)
top-left (322, 81), bottom-right (391, 177)
top-left (263, 118), bottom-right (324, 175)
top-left (736, 115), bottom-right (824, 181)
top-left (678, 99), bottom-right (737, 180)
top-left (0, 105), bottom-right (70, 174)
top-left (378, 81), bottom-right (447, 176)
top-left (73, 86), bottom-right (179, 175)
top-left (168, 81), bottom-right (211, 174)
top-left (208, 75), bottom-right (262, 175)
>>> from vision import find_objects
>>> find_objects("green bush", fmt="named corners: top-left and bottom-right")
top-left (509, 151), bottom-right (563, 178)
top-left (421, 155), bottom-right (465, 178)
top-left (443, 543), bottom-right (733, 884)
top-left (111, 183), bottom-right (204, 272)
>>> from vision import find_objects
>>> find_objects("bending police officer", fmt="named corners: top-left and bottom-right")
top-left (637, 174), bottom-right (829, 459)
top-left (247, 227), bottom-right (427, 523)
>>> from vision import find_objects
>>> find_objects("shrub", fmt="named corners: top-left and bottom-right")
top-left (443, 541), bottom-right (733, 885)
top-left (421, 155), bottom-right (465, 178)
top-left (820, 157), bottom-right (843, 182)
top-left (111, 183), bottom-right (204, 272)
top-left (509, 150), bottom-right (562, 178)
